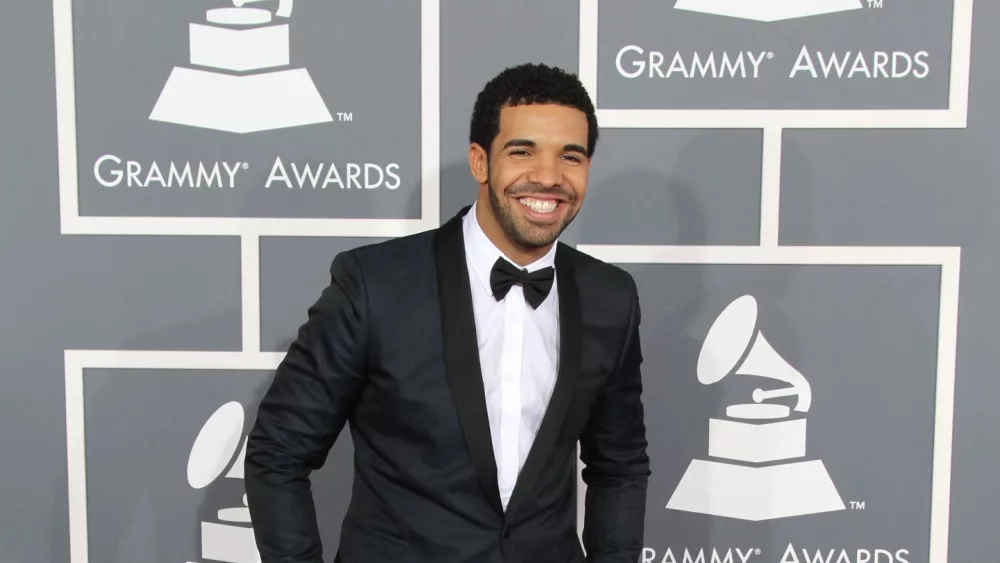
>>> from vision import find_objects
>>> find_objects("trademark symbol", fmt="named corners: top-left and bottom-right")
top-left (850, 501), bottom-right (866, 510)
top-left (766, 52), bottom-right (774, 60)
top-left (337, 112), bottom-right (354, 122)
top-left (867, 0), bottom-right (883, 7)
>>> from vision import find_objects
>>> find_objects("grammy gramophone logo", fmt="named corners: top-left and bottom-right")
top-left (673, 0), bottom-right (864, 22)
top-left (149, 0), bottom-right (332, 133)
top-left (186, 401), bottom-right (261, 563)
top-left (666, 295), bottom-right (846, 521)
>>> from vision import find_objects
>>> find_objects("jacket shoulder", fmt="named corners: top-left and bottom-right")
top-left (343, 229), bottom-right (436, 263)
top-left (559, 243), bottom-right (637, 297)
top-left (327, 229), bottom-right (438, 290)
top-left (558, 243), bottom-right (639, 332)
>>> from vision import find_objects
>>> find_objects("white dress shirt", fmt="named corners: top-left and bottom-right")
top-left (462, 202), bottom-right (560, 511)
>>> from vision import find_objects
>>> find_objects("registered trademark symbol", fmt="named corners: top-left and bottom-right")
top-left (766, 52), bottom-right (774, 60)
top-left (241, 163), bottom-right (249, 170)
top-left (754, 549), bottom-right (762, 555)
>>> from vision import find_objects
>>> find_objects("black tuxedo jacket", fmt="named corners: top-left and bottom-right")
top-left (245, 206), bottom-right (650, 563)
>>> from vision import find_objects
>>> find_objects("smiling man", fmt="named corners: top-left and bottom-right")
top-left (244, 63), bottom-right (650, 563)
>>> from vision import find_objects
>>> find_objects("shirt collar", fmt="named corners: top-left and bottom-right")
top-left (462, 201), bottom-right (558, 298)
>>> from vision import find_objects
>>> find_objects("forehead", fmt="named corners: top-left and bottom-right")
top-left (495, 103), bottom-right (589, 144)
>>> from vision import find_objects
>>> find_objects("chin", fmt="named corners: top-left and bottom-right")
top-left (511, 207), bottom-right (577, 248)
top-left (508, 228), bottom-right (560, 250)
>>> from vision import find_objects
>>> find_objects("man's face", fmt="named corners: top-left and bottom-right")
top-left (474, 103), bottom-right (591, 250)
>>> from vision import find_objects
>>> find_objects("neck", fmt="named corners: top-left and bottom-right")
top-left (474, 200), bottom-right (552, 267)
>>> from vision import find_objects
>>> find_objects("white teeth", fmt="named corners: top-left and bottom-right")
top-left (518, 198), bottom-right (558, 213)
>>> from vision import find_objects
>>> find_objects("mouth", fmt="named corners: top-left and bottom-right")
top-left (515, 196), bottom-right (564, 221)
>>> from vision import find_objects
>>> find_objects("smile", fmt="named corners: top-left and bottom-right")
top-left (517, 197), bottom-right (560, 214)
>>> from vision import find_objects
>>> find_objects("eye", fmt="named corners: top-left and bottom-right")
top-left (562, 154), bottom-right (584, 163)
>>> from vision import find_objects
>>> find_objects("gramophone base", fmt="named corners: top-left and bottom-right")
top-left (186, 520), bottom-right (260, 563)
top-left (666, 458), bottom-right (845, 521)
top-left (673, 0), bottom-right (863, 22)
top-left (708, 416), bottom-right (807, 463)
top-left (149, 67), bottom-right (332, 134)
top-left (189, 22), bottom-right (289, 72)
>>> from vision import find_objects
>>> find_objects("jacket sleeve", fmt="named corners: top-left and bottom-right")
top-left (244, 251), bottom-right (370, 563)
top-left (579, 273), bottom-right (651, 563)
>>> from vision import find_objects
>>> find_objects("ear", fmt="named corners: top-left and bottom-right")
top-left (468, 143), bottom-right (489, 185)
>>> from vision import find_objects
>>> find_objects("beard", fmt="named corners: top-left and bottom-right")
top-left (487, 179), bottom-right (579, 250)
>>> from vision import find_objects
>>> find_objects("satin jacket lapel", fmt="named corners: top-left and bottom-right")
top-left (434, 207), bottom-right (504, 515)
top-left (505, 243), bottom-right (582, 517)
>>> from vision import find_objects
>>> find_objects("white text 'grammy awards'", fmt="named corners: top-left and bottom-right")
top-left (93, 155), bottom-right (402, 191)
top-left (615, 46), bottom-right (931, 80)
top-left (640, 544), bottom-right (912, 563)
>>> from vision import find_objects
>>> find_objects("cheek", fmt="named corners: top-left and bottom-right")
top-left (491, 168), bottom-right (523, 192)
top-left (565, 169), bottom-right (589, 199)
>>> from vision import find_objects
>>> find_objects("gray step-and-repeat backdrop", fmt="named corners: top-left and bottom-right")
top-left (2, 1), bottom-right (997, 562)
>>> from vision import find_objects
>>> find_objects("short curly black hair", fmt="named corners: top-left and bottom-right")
top-left (470, 62), bottom-right (598, 158)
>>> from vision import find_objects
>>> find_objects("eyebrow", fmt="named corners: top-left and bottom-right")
top-left (502, 138), bottom-right (589, 155)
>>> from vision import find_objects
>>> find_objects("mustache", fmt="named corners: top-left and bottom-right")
top-left (505, 183), bottom-right (577, 201)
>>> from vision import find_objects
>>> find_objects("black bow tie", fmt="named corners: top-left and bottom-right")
top-left (489, 258), bottom-right (554, 309)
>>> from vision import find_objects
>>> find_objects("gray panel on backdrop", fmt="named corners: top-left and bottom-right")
top-left (779, 129), bottom-right (994, 247)
top-left (72, 0), bottom-right (422, 219)
top-left (625, 263), bottom-right (940, 562)
top-left (597, 0), bottom-right (953, 110)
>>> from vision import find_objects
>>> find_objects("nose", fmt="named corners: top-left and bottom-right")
top-left (527, 156), bottom-right (561, 188)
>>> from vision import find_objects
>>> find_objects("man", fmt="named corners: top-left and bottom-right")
top-left (244, 62), bottom-right (650, 563)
